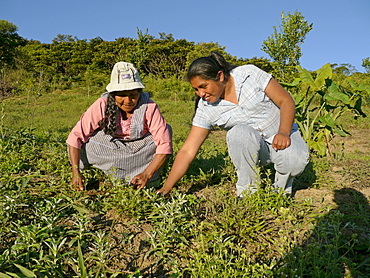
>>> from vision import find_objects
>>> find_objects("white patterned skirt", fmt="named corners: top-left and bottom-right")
top-left (79, 130), bottom-right (159, 183)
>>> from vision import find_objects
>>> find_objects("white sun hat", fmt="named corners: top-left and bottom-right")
top-left (106, 62), bottom-right (145, 93)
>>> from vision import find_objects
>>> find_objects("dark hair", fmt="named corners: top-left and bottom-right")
top-left (100, 90), bottom-right (142, 136)
top-left (188, 52), bottom-right (237, 116)
top-left (186, 51), bottom-right (237, 82)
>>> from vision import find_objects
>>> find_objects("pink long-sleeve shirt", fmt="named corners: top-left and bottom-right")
top-left (66, 96), bottom-right (172, 154)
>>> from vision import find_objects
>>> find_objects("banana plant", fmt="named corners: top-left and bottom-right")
top-left (282, 64), bottom-right (366, 156)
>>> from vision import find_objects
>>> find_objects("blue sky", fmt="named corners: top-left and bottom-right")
top-left (1, 0), bottom-right (369, 72)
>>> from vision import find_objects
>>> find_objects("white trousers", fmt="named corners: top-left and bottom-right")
top-left (226, 124), bottom-right (309, 196)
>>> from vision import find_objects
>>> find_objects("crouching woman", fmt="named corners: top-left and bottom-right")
top-left (158, 52), bottom-right (308, 197)
top-left (67, 62), bottom-right (172, 190)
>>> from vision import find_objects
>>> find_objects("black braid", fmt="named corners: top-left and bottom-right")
top-left (101, 93), bottom-right (118, 136)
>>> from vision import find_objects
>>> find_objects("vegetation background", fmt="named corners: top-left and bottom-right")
top-left (1, 12), bottom-right (370, 277)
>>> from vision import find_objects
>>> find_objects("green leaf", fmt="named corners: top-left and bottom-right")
top-left (326, 82), bottom-right (350, 104)
top-left (3, 273), bottom-right (20, 278)
top-left (310, 140), bottom-right (327, 156)
top-left (72, 204), bottom-right (90, 214)
top-left (0, 273), bottom-right (13, 278)
top-left (297, 66), bottom-right (316, 88)
top-left (358, 83), bottom-right (370, 93)
top-left (354, 98), bottom-right (367, 117)
top-left (348, 79), bottom-right (370, 93)
top-left (348, 79), bottom-right (358, 90)
top-left (292, 93), bottom-right (303, 104)
top-left (281, 78), bottom-right (301, 88)
top-left (319, 114), bottom-right (336, 128)
top-left (315, 63), bottom-right (332, 88)
top-left (333, 127), bottom-right (347, 137)
top-left (13, 264), bottom-right (36, 277)
top-left (77, 241), bottom-right (87, 278)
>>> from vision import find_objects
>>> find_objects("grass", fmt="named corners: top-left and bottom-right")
top-left (0, 89), bottom-right (369, 277)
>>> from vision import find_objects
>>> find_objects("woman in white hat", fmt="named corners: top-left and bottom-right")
top-left (67, 62), bottom-right (172, 191)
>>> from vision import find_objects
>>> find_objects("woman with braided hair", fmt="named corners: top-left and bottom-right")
top-left (157, 52), bottom-right (308, 197)
top-left (67, 62), bottom-right (172, 191)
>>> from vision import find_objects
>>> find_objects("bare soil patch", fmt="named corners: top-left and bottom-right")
top-left (295, 128), bottom-right (370, 204)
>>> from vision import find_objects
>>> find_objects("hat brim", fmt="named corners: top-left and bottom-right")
top-left (106, 82), bottom-right (145, 93)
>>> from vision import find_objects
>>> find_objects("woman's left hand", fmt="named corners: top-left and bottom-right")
top-left (272, 133), bottom-right (291, 151)
top-left (156, 184), bottom-right (173, 196)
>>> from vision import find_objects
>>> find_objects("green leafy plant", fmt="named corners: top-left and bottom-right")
top-left (282, 63), bottom-right (366, 156)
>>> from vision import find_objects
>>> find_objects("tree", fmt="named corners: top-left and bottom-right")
top-left (331, 63), bottom-right (357, 76)
top-left (185, 42), bottom-right (226, 70)
top-left (362, 57), bottom-right (370, 73)
top-left (261, 11), bottom-right (313, 81)
top-left (52, 34), bottom-right (79, 44)
top-left (126, 28), bottom-right (154, 74)
top-left (0, 20), bottom-right (27, 68)
top-left (242, 57), bottom-right (275, 73)
top-left (145, 36), bottom-right (194, 78)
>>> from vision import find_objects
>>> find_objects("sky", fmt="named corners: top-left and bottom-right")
top-left (1, 0), bottom-right (369, 73)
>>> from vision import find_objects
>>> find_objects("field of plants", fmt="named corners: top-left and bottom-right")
top-left (1, 14), bottom-right (370, 276)
top-left (0, 65), bottom-right (370, 277)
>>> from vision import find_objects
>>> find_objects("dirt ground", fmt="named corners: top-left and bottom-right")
top-left (295, 128), bottom-right (370, 205)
